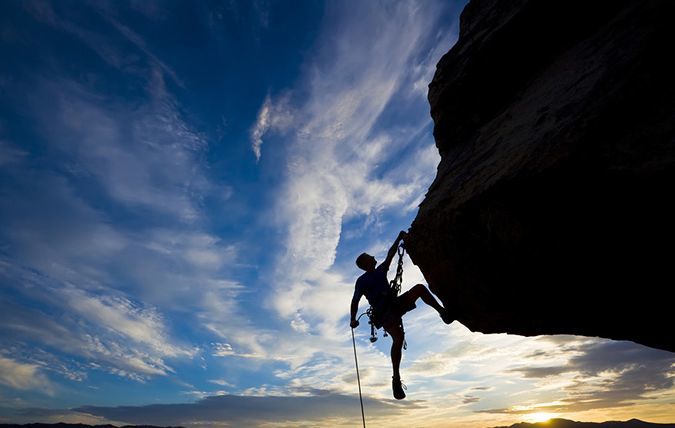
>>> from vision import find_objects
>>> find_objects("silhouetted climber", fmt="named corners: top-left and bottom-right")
top-left (350, 230), bottom-right (453, 400)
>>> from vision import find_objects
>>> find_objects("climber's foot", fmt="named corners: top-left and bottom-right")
top-left (392, 376), bottom-right (406, 400)
top-left (440, 309), bottom-right (454, 325)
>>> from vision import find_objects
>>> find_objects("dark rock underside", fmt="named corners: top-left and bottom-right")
top-left (408, 0), bottom-right (675, 352)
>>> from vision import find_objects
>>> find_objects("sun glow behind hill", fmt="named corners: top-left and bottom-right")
top-left (525, 413), bottom-right (557, 423)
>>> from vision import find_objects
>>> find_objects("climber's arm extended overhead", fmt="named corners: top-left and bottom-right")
top-left (378, 230), bottom-right (407, 272)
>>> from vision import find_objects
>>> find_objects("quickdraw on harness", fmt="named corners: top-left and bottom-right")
top-left (364, 243), bottom-right (407, 349)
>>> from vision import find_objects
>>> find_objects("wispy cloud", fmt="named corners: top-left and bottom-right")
top-left (0, 280), bottom-right (194, 380)
top-left (35, 73), bottom-right (207, 222)
top-left (0, 139), bottom-right (27, 166)
top-left (105, 15), bottom-right (184, 87)
top-left (0, 29), bottom-right (246, 384)
top-left (0, 171), bottom-right (245, 380)
top-left (250, 94), bottom-right (272, 162)
top-left (477, 339), bottom-right (675, 415)
top-left (0, 356), bottom-right (53, 394)
top-left (63, 289), bottom-right (195, 361)
top-left (560, 341), bottom-right (675, 411)
top-left (508, 366), bottom-right (569, 378)
top-left (24, 0), bottom-right (182, 86)
top-left (249, 93), bottom-right (293, 162)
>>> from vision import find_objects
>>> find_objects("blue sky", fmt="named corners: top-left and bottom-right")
top-left (1, 1), bottom-right (674, 427)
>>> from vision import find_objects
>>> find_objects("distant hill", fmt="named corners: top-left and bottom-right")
top-left (0, 424), bottom-right (185, 428)
top-left (493, 418), bottom-right (675, 428)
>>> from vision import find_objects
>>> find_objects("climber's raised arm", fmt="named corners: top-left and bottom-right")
top-left (378, 230), bottom-right (407, 272)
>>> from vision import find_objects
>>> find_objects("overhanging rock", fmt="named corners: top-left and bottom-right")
top-left (407, 0), bottom-right (675, 352)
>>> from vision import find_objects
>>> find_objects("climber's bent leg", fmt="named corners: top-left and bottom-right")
top-left (400, 283), bottom-right (444, 313)
top-left (399, 284), bottom-right (454, 324)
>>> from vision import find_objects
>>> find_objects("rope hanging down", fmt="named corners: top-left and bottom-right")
top-left (351, 312), bottom-right (369, 428)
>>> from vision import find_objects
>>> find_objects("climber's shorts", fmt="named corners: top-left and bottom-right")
top-left (371, 290), bottom-right (417, 329)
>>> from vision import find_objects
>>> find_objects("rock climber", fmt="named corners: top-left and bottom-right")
top-left (349, 230), bottom-right (453, 399)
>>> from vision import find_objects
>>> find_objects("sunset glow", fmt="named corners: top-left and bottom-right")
top-left (525, 412), bottom-right (557, 423)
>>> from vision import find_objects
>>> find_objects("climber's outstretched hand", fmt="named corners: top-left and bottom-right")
top-left (397, 230), bottom-right (408, 242)
top-left (350, 319), bottom-right (359, 329)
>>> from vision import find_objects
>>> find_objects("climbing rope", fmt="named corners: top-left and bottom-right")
top-left (351, 312), bottom-right (370, 428)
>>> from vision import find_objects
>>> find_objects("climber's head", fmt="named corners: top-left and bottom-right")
top-left (356, 252), bottom-right (376, 271)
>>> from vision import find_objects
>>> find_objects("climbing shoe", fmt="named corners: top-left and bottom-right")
top-left (392, 376), bottom-right (406, 400)
top-left (440, 309), bottom-right (454, 325)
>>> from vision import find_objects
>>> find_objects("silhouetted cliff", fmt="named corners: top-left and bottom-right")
top-left (407, 0), bottom-right (675, 352)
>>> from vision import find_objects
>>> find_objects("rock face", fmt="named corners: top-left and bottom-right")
top-left (407, 0), bottom-right (675, 352)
